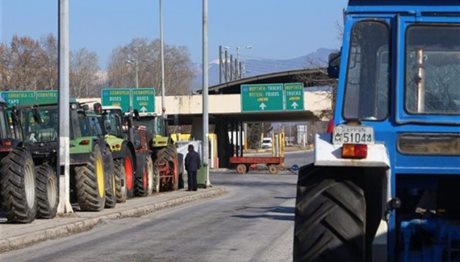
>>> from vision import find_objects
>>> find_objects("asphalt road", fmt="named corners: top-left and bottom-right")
top-left (1, 171), bottom-right (299, 262)
top-left (0, 151), bottom-right (311, 262)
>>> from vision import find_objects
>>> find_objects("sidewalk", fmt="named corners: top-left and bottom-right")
top-left (0, 187), bottom-right (227, 253)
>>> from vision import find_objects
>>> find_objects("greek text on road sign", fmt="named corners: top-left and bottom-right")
top-left (101, 88), bottom-right (156, 113)
top-left (240, 83), bottom-right (304, 112)
top-left (284, 83), bottom-right (304, 111)
top-left (241, 84), bottom-right (284, 112)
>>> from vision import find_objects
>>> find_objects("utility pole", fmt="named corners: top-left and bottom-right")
top-left (219, 45), bottom-right (223, 84)
top-left (160, 0), bottom-right (166, 114)
top-left (202, 0), bottom-right (210, 186)
top-left (57, 0), bottom-right (73, 214)
top-left (224, 49), bottom-right (228, 82)
top-left (229, 54), bottom-right (233, 81)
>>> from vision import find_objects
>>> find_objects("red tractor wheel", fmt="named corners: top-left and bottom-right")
top-left (123, 148), bottom-right (135, 198)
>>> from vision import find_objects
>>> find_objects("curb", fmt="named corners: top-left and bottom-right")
top-left (0, 187), bottom-right (227, 253)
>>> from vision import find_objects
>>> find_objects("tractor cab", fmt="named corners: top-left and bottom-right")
top-left (0, 98), bottom-right (11, 139)
top-left (295, 1), bottom-right (460, 261)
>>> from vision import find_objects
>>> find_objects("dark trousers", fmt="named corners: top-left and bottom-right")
top-left (187, 170), bottom-right (197, 191)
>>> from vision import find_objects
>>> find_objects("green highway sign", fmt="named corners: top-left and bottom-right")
top-left (101, 88), bottom-right (131, 112)
top-left (101, 88), bottom-right (156, 113)
top-left (132, 88), bottom-right (155, 113)
top-left (284, 83), bottom-right (304, 111)
top-left (36, 90), bottom-right (58, 104)
top-left (0, 90), bottom-right (58, 106)
top-left (241, 84), bottom-right (284, 112)
top-left (0, 91), bottom-right (36, 106)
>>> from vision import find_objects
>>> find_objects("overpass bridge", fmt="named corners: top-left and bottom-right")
top-left (82, 68), bottom-right (335, 167)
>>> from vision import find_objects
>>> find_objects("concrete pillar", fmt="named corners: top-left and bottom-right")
top-left (215, 118), bottom-right (231, 168)
top-left (191, 116), bottom-right (203, 141)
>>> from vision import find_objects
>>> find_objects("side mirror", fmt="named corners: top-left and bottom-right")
top-left (327, 51), bottom-right (341, 79)
top-left (133, 109), bottom-right (140, 121)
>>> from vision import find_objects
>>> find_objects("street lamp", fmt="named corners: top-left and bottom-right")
top-left (126, 59), bottom-right (139, 88)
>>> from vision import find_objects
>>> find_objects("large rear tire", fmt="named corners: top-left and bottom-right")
top-left (104, 151), bottom-right (116, 209)
top-left (152, 161), bottom-right (160, 193)
top-left (135, 155), bottom-right (153, 197)
top-left (165, 145), bottom-right (178, 191)
top-left (123, 147), bottom-right (135, 198)
top-left (294, 172), bottom-right (366, 262)
top-left (36, 163), bottom-right (59, 219)
top-left (114, 159), bottom-right (127, 203)
top-left (75, 145), bottom-right (105, 211)
top-left (0, 147), bottom-right (37, 223)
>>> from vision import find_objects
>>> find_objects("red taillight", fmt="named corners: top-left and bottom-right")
top-left (3, 140), bottom-right (12, 147)
top-left (79, 139), bottom-right (90, 145)
top-left (327, 119), bottom-right (334, 134)
top-left (0, 139), bottom-right (13, 152)
top-left (342, 144), bottom-right (368, 159)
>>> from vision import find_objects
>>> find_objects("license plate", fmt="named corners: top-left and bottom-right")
top-left (332, 125), bottom-right (374, 145)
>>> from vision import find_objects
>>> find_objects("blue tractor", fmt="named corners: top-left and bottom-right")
top-left (294, 0), bottom-right (460, 261)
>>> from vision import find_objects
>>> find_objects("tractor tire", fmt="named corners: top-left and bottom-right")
top-left (104, 151), bottom-right (116, 209)
top-left (152, 160), bottom-right (161, 193)
top-left (165, 145), bottom-right (179, 190)
top-left (114, 159), bottom-right (127, 203)
top-left (123, 147), bottom-right (135, 198)
top-left (294, 174), bottom-right (366, 262)
top-left (0, 147), bottom-right (37, 223)
top-left (172, 158), bottom-right (179, 191)
top-left (135, 155), bottom-right (153, 197)
top-left (75, 145), bottom-right (105, 211)
top-left (36, 163), bottom-right (59, 219)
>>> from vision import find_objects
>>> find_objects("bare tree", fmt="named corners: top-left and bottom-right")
top-left (107, 38), bottom-right (195, 95)
top-left (39, 34), bottom-right (58, 90)
top-left (70, 48), bottom-right (100, 97)
top-left (8, 36), bottom-right (45, 90)
top-left (0, 43), bottom-right (10, 89)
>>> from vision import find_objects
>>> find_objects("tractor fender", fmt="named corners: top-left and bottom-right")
top-left (314, 133), bottom-right (390, 168)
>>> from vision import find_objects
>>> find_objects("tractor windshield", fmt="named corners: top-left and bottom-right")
top-left (21, 107), bottom-right (58, 144)
top-left (0, 106), bottom-right (10, 139)
top-left (102, 111), bottom-right (124, 138)
top-left (343, 20), bottom-right (390, 121)
top-left (405, 25), bottom-right (460, 115)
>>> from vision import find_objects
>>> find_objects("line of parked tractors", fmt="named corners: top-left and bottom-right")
top-left (0, 97), bottom-right (183, 223)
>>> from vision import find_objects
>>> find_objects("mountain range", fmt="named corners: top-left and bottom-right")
top-left (191, 48), bottom-right (335, 92)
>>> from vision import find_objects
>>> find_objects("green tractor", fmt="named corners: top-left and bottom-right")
top-left (133, 113), bottom-right (183, 192)
top-left (9, 104), bottom-right (60, 219)
top-left (0, 97), bottom-right (38, 223)
top-left (95, 105), bottom-right (153, 202)
top-left (69, 102), bottom-right (116, 211)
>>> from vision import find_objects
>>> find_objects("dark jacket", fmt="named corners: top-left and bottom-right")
top-left (185, 150), bottom-right (201, 172)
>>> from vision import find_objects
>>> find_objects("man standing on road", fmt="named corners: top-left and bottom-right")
top-left (185, 144), bottom-right (201, 191)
